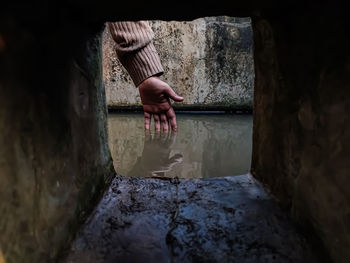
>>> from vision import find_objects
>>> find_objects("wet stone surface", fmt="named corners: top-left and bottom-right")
top-left (65, 174), bottom-right (319, 263)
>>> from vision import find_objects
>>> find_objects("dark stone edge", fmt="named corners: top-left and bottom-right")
top-left (108, 105), bottom-right (253, 114)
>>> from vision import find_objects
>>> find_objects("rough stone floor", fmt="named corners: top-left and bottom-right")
top-left (65, 174), bottom-right (320, 263)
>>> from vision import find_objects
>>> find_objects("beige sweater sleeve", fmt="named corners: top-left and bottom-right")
top-left (108, 21), bottom-right (164, 86)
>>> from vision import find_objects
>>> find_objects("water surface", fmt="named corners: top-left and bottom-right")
top-left (108, 113), bottom-right (252, 178)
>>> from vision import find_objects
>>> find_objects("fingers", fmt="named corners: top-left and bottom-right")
top-left (166, 107), bottom-right (178, 132)
top-left (165, 86), bottom-right (184, 102)
top-left (153, 114), bottom-right (161, 132)
top-left (147, 106), bottom-right (178, 133)
top-left (160, 113), bottom-right (169, 133)
top-left (153, 113), bottom-right (170, 133)
top-left (144, 112), bottom-right (151, 131)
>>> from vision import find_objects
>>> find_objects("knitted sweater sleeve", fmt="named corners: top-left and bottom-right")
top-left (108, 21), bottom-right (164, 86)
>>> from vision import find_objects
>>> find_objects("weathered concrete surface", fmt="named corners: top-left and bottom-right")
top-left (103, 17), bottom-right (254, 109)
top-left (0, 24), bottom-right (114, 263)
top-left (251, 6), bottom-right (350, 263)
top-left (64, 174), bottom-right (320, 263)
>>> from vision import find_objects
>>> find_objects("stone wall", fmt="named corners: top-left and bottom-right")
top-left (0, 20), bottom-right (114, 262)
top-left (103, 17), bottom-right (254, 110)
top-left (251, 7), bottom-right (350, 263)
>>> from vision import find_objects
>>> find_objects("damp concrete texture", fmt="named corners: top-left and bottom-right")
top-left (103, 17), bottom-right (254, 109)
top-left (64, 174), bottom-right (320, 263)
top-left (108, 113), bottom-right (252, 178)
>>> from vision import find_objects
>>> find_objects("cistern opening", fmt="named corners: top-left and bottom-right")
top-left (103, 17), bottom-right (254, 179)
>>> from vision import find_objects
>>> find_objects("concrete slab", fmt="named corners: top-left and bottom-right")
top-left (64, 174), bottom-right (320, 263)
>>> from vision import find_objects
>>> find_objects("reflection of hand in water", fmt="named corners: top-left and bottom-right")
top-left (128, 131), bottom-right (183, 177)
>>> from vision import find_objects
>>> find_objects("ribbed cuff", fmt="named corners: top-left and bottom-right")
top-left (118, 43), bottom-right (164, 87)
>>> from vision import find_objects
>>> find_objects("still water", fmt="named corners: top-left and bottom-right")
top-left (108, 113), bottom-right (252, 178)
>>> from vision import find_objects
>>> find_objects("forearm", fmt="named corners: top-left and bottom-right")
top-left (108, 21), bottom-right (164, 86)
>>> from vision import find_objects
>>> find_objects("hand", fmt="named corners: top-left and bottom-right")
top-left (138, 76), bottom-right (184, 132)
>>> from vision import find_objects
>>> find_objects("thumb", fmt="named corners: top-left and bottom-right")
top-left (165, 86), bottom-right (184, 102)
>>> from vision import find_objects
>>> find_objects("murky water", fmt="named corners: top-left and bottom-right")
top-left (108, 113), bottom-right (252, 178)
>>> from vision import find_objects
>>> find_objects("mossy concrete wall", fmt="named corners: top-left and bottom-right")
top-left (103, 17), bottom-right (254, 110)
